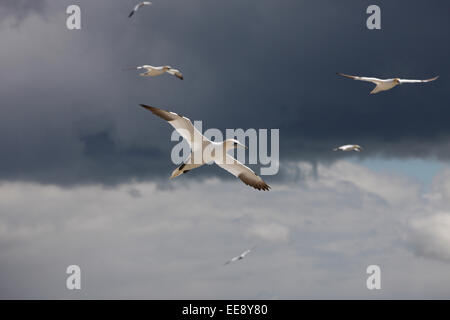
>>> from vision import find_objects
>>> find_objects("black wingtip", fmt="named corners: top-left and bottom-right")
top-left (139, 104), bottom-right (153, 111)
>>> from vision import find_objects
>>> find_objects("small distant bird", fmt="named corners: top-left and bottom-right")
top-left (334, 144), bottom-right (363, 152)
top-left (224, 247), bottom-right (255, 265)
top-left (337, 73), bottom-right (439, 94)
top-left (129, 1), bottom-right (152, 18)
top-left (127, 65), bottom-right (183, 80)
top-left (140, 105), bottom-right (270, 191)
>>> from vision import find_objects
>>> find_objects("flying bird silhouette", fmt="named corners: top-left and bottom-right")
top-left (337, 73), bottom-right (439, 94)
top-left (139, 105), bottom-right (270, 191)
top-left (224, 247), bottom-right (255, 265)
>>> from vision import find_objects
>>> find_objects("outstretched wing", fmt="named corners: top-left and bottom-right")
top-left (399, 76), bottom-right (439, 84)
top-left (240, 249), bottom-right (252, 258)
top-left (124, 65), bottom-right (150, 71)
top-left (337, 73), bottom-right (383, 84)
top-left (167, 68), bottom-right (183, 80)
top-left (129, 2), bottom-right (152, 18)
top-left (224, 256), bottom-right (239, 266)
top-left (140, 105), bottom-right (204, 149)
top-left (370, 84), bottom-right (385, 94)
top-left (215, 154), bottom-right (270, 191)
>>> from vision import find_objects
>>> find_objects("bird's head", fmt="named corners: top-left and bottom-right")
top-left (394, 78), bottom-right (401, 85)
top-left (163, 66), bottom-right (171, 70)
top-left (224, 139), bottom-right (247, 151)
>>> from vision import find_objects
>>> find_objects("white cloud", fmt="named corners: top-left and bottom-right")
top-left (246, 223), bottom-right (290, 243)
top-left (408, 213), bottom-right (450, 262)
top-left (1, 161), bottom-right (450, 298)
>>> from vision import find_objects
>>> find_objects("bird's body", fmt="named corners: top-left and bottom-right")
top-left (139, 65), bottom-right (167, 77)
top-left (129, 1), bottom-right (152, 18)
top-left (334, 144), bottom-right (363, 152)
top-left (130, 65), bottom-right (184, 80)
top-left (337, 73), bottom-right (439, 94)
top-left (140, 105), bottom-right (270, 191)
top-left (224, 248), bottom-right (253, 265)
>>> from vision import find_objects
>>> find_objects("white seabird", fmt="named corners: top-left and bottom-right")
top-left (140, 105), bottom-right (270, 191)
top-left (224, 247), bottom-right (254, 265)
top-left (334, 144), bottom-right (363, 152)
top-left (337, 73), bottom-right (439, 94)
top-left (129, 2), bottom-right (152, 18)
top-left (128, 65), bottom-right (183, 80)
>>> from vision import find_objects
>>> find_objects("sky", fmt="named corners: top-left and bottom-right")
top-left (0, 0), bottom-right (450, 299)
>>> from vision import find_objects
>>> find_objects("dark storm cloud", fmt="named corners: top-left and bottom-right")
top-left (0, 0), bottom-right (449, 185)
top-left (0, 0), bottom-right (47, 24)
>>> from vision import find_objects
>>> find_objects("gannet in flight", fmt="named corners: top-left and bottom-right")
top-left (224, 247), bottom-right (255, 265)
top-left (337, 73), bottom-right (439, 94)
top-left (127, 65), bottom-right (183, 80)
top-left (129, 2), bottom-right (152, 18)
top-left (140, 105), bottom-right (270, 191)
top-left (333, 144), bottom-right (363, 152)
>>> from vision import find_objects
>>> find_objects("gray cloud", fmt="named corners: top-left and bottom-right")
top-left (246, 223), bottom-right (290, 243)
top-left (405, 169), bottom-right (450, 263)
top-left (1, 161), bottom-right (450, 299)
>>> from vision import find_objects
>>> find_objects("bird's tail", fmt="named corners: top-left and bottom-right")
top-left (170, 168), bottom-right (183, 179)
top-left (170, 163), bottom-right (189, 179)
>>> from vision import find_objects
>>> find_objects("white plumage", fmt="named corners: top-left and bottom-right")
top-left (129, 65), bottom-right (184, 80)
top-left (224, 248), bottom-right (254, 265)
top-left (140, 105), bottom-right (270, 191)
top-left (129, 2), bottom-right (152, 18)
top-left (337, 73), bottom-right (439, 94)
top-left (334, 144), bottom-right (363, 152)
